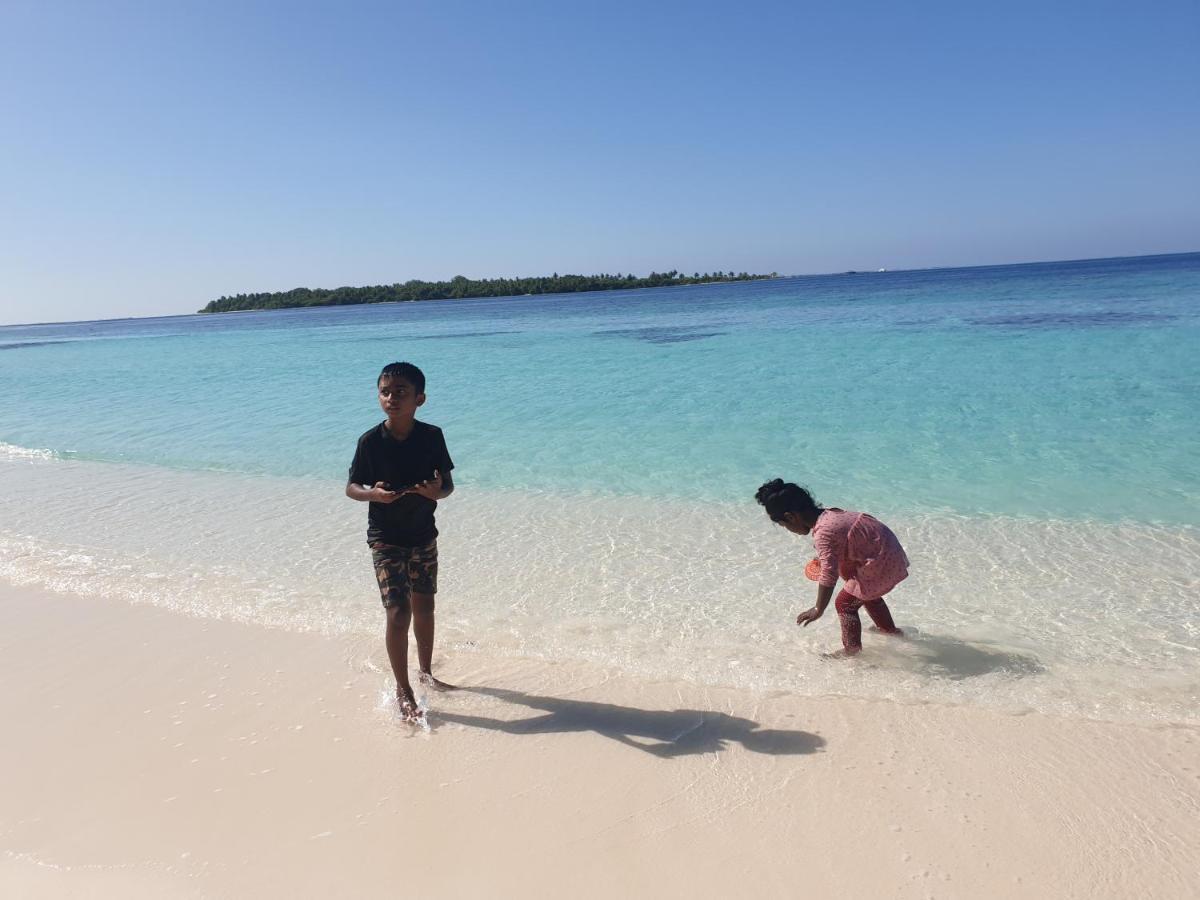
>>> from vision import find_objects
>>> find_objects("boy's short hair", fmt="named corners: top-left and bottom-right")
top-left (378, 361), bottom-right (425, 393)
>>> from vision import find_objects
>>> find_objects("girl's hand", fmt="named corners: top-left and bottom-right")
top-left (797, 607), bottom-right (823, 627)
top-left (404, 469), bottom-right (443, 501)
top-left (371, 481), bottom-right (402, 504)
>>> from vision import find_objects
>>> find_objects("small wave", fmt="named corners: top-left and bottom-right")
top-left (0, 442), bottom-right (60, 461)
top-left (594, 326), bottom-right (726, 344)
top-left (969, 311), bottom-right (1176, 329)
top-left (411, 330), bottom-right (519, 340)
top-left (0, 339), bottom-right (79, 351)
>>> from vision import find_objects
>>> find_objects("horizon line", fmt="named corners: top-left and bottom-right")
top-left (2, 249), bottom-right (1197, 329)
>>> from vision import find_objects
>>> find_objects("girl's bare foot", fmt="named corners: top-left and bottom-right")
top-left (869, 626), bottom-right (906, 638)
top-left (821, 647), bottom-right (861, 659)
top-left (418, 671), bottom-right (457, 691)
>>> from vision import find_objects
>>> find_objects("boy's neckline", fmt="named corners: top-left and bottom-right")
top-left (383, 419), bottom-right (417, 441)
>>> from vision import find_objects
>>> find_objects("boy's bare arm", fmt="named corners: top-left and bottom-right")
top-left (345, 481), bottom-right (401, 503)
top-left (404, 469), bottom-right (453, 501)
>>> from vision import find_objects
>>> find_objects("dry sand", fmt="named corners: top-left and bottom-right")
top-left (1, 582), bottom-right (1197, 899)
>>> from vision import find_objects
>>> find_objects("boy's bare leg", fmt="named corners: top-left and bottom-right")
top-left (411, 593), bottom-right (455, 690)
top-left (384, 605), bottom-right (418, 710)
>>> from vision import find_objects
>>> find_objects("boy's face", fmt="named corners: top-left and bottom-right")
top-left (377, 375), bottom-right (424, 420)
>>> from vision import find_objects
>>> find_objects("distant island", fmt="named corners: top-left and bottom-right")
top-left (198, 270), bottom-right (778, 313)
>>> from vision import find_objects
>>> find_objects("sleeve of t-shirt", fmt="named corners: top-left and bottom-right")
top-left (347, 434), bottom-right (373, 485)
top-left (434, 428), bottom-right (454, 474)
top-left (813, 527), bottom-right (841, 588)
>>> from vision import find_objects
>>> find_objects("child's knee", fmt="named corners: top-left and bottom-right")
top-left (834, 590), bottom-right (859, 615)
top-left (385, 604), bottom-right (412, 627)
top-left (410, 593), bottom-right (436, 619)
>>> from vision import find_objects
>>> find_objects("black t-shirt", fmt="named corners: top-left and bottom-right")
top-left (347, 420), bottom-right (454, 546)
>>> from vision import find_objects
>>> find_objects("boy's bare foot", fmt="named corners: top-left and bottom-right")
top-left (869, 626), bottom-right (906, 638)
top-left (396, 686), bottom-right (423, 722)
top-left (418, 671), bottom-right (457, 691)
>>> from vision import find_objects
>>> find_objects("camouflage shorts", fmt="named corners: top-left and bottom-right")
top-left (369, 540), bottom-right (438, 611)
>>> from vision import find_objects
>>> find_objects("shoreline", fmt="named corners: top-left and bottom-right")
top-left (3, 452), bottom-right (1198, 725)
top-left (3, 580), bottom-right (1198, 898)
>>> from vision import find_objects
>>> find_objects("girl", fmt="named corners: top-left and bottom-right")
top-left (756, 479), bottom-right (909, 656)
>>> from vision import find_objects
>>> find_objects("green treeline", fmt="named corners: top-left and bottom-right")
top-left (198, 270), bottom-right (778, 313)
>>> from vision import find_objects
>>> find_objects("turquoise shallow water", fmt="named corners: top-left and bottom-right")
top-left (1, 253), bottom-right (1198, 722)
top-left (2, 253), bottom-right (1197, 523)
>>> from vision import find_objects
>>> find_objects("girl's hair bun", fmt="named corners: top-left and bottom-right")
top-left (754, 479), bottom-right (821, 519)
top-left (754, 478), bottom-right (786, 506)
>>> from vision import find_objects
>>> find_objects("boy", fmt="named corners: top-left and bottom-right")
top-left (346, 362), bottom-right (455, 720)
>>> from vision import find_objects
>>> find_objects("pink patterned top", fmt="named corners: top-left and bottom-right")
top-left (811, 508), bottom-right (909, 600)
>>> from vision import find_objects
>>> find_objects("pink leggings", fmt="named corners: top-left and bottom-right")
top-left (836, 589), bottom-right (900, 653)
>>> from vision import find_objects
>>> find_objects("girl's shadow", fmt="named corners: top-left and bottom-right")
top-left (433, 686), bottom-right (825, 758)
top-left (897, 632), bottom-right (1045, 681)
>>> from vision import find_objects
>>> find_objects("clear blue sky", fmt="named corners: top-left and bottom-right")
top-left (2, 0), bottom-right (1197, 324)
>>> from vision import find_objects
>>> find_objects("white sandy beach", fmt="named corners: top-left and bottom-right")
top-left (2, 582), bottom-right (1198, 899)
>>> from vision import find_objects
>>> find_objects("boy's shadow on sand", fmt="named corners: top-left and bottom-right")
top-left (434, 687), bottom-right (825, 759)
